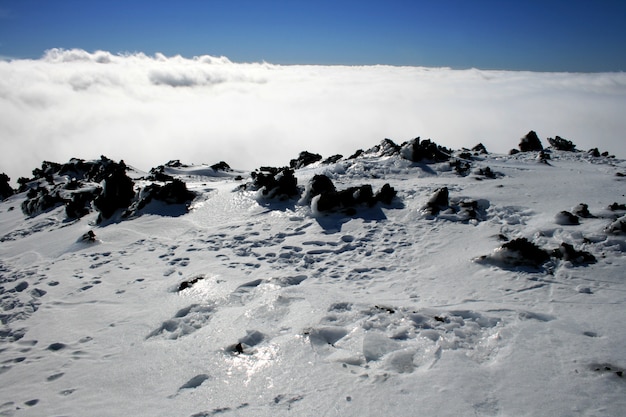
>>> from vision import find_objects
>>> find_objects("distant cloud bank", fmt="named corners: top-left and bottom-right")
top-left (1, 48), bottom-right (625, 182)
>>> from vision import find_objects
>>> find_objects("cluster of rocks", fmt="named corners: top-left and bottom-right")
top-left (244, 164), bottom-right (397, 215)
top-left (16, 157), bottom-right (196, 224)
top-left (304, 174), bottom-right (396, 215)
top-left (480, 237), bottom-right (596, 269)
top-left (422, 187), bottom-right (489, 222)
top-left (246, 167), bottom-right (299, 200)
top-left (510, 130), bottom-right (615, 158)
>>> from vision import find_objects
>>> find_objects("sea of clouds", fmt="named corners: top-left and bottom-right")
top-left (1, 48), bottom-right (625, 182)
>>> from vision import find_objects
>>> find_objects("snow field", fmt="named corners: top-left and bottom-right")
top-left (1, 149), bottom-right (625, 416)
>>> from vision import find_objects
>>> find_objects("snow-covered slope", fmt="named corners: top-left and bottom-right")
top-left (1, 144), bottom-right (625, 416)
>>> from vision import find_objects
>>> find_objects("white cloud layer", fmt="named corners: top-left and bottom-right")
top-left (1, 48), bottom-right (625, 182)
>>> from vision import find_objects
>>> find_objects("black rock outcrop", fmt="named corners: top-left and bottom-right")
top-left (94, 162), bottom-right (135, 222)
top-left (424, 187), bottom-right (449, 215)
top-left (290, 151), bottom-right (322, 169)
top-left (519, 131), bottom-right (543, 152)
top-left (548, 136), bottom-right (576, 152)
top-left (401, 138), bottom-right (451, 163)
top-left (305, 174), bottom-right (396, 213)
top-left (0, 173), bottom-right (14, 200)
top-left (249, 167), bottom-right (299, 200)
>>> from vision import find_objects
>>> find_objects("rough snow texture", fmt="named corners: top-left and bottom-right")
top-left (1, 145), bottom-right (625, 417)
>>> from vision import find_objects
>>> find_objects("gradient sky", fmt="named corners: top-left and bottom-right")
top-left (1, 0), bottom-right (625, 71)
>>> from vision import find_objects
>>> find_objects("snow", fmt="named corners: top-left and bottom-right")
top-left (1, 147), bottom-right (625, 416)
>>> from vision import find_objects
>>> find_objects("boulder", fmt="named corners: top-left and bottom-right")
top-left (94, 164), bottom-right (135, 222)
top-left (498, 238), bottom-right (551, 267)
top-left (0, 173), bottom-right (14, 200)
top-left (424, 187), bottom-right (449, 215)
top-left (548, 136), bottom-right (576, 152)
top-left (519, 131), bottom-right (543, 152)
top-left (306, 174), bottom-right (396, 213)
top-left (211, 161), bottom-right (231, 171)
top-left (472, 143), bottom-right (488, 154)
top-left (400, 138), bottom-right (451, 162)
top-left (250, 167), bottom-right (299, 199)
top-left (290, 151), bottom-right (322, 169)
top-left (555, 211), bottom-right (580, 225)
top-left (551, 243), bottom-right (596, 265)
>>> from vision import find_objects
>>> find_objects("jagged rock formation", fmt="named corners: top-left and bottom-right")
top-left (519, 131), bottom-right (544, 152)
top-left (0, 173), bottom-right (15, 201)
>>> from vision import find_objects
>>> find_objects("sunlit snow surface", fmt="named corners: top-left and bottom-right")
top-left (1, 150), bottom-right (625, 416)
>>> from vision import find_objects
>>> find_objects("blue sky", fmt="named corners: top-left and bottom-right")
top-left (1, 0), bottom-right (625, 71)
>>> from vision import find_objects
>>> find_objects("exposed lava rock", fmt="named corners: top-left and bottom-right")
top-left (519, 131), bottom-right (543, 152)
top-left (305, 174), bottom-right (396, 213)
top-left (555, 211), bottom-right (580, 225)
top-left (498, 238), bottom-right (551, 267)
top-left (211, 161), bottom-right (231, 171)
top-left (147, 165), bottom-right (175, 182)
top-left (94, 162), bottom-right (135, 222)
top-left (65, 188), bottom-right (99, 219)
top-left (21, 186), bottom-right (65, 217)
top-left (551, 243), bottom-right (596, 265)
top-left (472, 143), bottom-right (488, 154)
top-left (424, 187), bottom-right (449, 215)
top-left (400, 138), bottom-right (451, 163)
top-left (249, 167), bottom-right (299, 200)
top-left (141, 179), bottom-right (195, 206)
top-left (548, 136), bottom-right (577, 152)
top-left (475, 166), bottom-right (500, 179)
top-left (290, 151), bottom-right (322, 169)
top-left (573, 203), bottom-right (594, 218)
top-left (322, 154), bottom-right (343, 164)
top-left (606, 215), bottom-right (626, 234)
top-left (0, 173), bottom-right (14, 201)
top-left (366, 139), bottom-right (401, 157)
top-left (450, 159), bottom-right (471, 176)
top-left (588, 148), bottom-right (601, 157)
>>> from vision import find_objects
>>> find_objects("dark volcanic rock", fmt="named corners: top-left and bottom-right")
top-left (211, 161), bottom-right (231, 171)
top-left (0, 173), bottom-right (14, 200)
top-left (129, 179), bottom-right (196, 215)
top-left (548, 136), bottom-right (577, 152)
top-left (552, 243), bottom-right (596, 265)
top-left (375, 183), bottom-right (397, 205)
top-left (250, 167), bottom-right (299, 200)
top-left (321, 154), bottom-right (343, 164)
top-left (21, 186), bottom-right (65, 217)
top-left (475, 166), bottom-right (498, 179)
top-left (588, 148), bottom-right (601, 158)
top-left (424, 187), bottom-right (449, 215)
top-left (555, 211), bottom-right (580, 225)
top-left (400, 138), bottom-right (451, 163)
top-left (94, 162), bottom-right (135, 222)
top-left (472, 143), bottom-right (488, 154)
top-left (306, 174), bottom-right (396, 213)
top-left (573, 203), bottom-right (594, 218)
top-left (147, 165), bottom-right (175, 182)
top-left (450, 159), bottom-right (471, 176)
top-left (609, 202), bottom-right (626, 211)
top-left (367, 139), bottom-right (401, 157)
top-left (519, 131), bottom-right (543, 152)
top-left (606, 215), bottom-right (626, 234)
top-left (308, 174), bottom-right (336, 198)
top-left (65, 188), bottom-right (99, 219)
top-left (290, 151), bottom-right (322, 169)
top-left (501, 238), bottom-right (551, 267)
